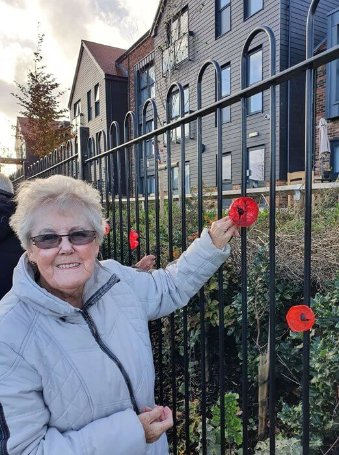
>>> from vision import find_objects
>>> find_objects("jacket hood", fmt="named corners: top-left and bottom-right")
top-left (11, 254), bottom-right (118, 319)
top-left (0, 193), bottom-right (16, 242)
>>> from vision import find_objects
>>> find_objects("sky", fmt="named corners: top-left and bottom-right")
top-left (0, 0), bottom-right (159, 174)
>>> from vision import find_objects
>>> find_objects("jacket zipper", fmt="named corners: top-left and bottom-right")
top-left (81, 308), bottom-right (140, 415)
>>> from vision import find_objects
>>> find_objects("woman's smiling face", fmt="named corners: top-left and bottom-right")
top-left (27, 205), bottom-right (99, 307)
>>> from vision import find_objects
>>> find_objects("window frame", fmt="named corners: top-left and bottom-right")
top-left (330, 139), bottom-right (339, 178)
top-left (94, 84), bottom-right (100, 117)
top-left (215, 0), bottom-right (231, 39)
top-left (216, 152), bottom-right (232, 186)
top-left (73, 99), bottom-right (81, 117)
top-left (169, 85), bottom-right (190, 143)
top-left (87, 90), bottom-right (92, 122)
top-left (221, 63), bottom-right (231, 124)
top-left (163, 7), bottom-right (189, 74)
top-left (247, 46), bottom-right (263, 115)
top-left (244, 0), bottom-right (264, 20)
top-left (247, 146), bottom-right (265, 187)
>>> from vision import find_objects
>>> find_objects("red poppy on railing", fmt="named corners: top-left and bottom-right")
top-left (129, 229), bottom-right (139, 250)
top-left (286, 305), bottom-right (316, 332)
top-left (228, 197), bottom-right (259, 227)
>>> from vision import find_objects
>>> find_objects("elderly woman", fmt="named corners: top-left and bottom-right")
top-left (0, 175), bottom-right (239, 455)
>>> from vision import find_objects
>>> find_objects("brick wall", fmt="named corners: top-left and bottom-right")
top-left (118, 35), bottom-right (154, 113)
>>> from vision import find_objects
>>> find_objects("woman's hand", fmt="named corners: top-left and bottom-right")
top-left (138, 405), bottom-right (173, 443)
top-left (135, 255), bottom-right (156, 271)
top-left (208, 216), bottom-right (240, 249)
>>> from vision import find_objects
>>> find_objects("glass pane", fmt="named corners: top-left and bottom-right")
top-left (147, 176), bottom-right (155, 194)
top-left (249, 49), bottom-right (263, 84)
top-left (220, 6), bottom-right (230, 34)
top-left (150, 84), bottom-right (155, 99)
top-left (181, 9), bottom-right (188, 35)
top-left (162, 48), bottom-right (173, 74)
top-left (248, 93), bottom-right (262, 113)
top-left (184, 87), bottom-right (190, 113)
top-left (172, 167), bottom-right (179, 193)
top-left (221, 66), bottom-right (231, 97)
top-left (248, 0), bottom-right (263, 17)
top-left (171, 17), bottom-right (179, 42)
top-left (140, 69), bottom-right (147, 89)
top-left (185, 163), bottom-right (190, 193)
top-left (333, 144), bottom-right (339, 174)
top-left (140, 87), bottom-right (148, 105)
top-left (222, 154), bottom-right (231, 181)
top-left (148, 65), bottom-right (155, 85)
top-left (336, 26), bottom-right (339, 101)
top-left (171, 91), bottom-right (179, 118)
top-left (175, 33), bottom-right (188, 63)
top-left (220, 0), bottom-right (230, 8)
top-left (222, 106), bottom-right (231, 123)
top-left (249, 148), bottom-right (265, 181)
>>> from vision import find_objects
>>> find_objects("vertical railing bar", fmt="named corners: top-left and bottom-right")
top-left (142, 105), bottom-right (150, 255)
top-left (303, 2), bottom-right (319, 453)
top-left (240, 44), bottom-right (249, 455)
top-left (108, 129), bottom-right (117, 260)
top-left (166, 83), bottom-right (179, 454)
top-left (196, 72), bottom-right (205, 455)
top-left (196, 60), bottom-right (222, 454)
top-left (265, 28), bottom-right (277, 455)
top-left (111, 123), bottom-right (123, 264)
top-left (124, 112), bottom-right (137, 266)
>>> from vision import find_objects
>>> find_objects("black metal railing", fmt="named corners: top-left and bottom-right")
top-left (11, 2), bottom-right (339, 453)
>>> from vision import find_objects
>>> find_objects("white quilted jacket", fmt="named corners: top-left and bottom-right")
top-left (0, 229), bottom-right (230, 454)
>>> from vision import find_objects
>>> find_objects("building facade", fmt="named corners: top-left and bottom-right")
top-left (133, 0), bottom-right (338, 196)
top-left (68, 40), bottom-right (128, 191)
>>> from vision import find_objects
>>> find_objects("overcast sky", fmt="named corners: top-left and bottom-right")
top-left (0, 0), bottom-right (159, 171)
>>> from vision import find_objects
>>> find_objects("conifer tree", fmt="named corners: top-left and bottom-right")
top-left (12, 33), bottom-right (73, 158)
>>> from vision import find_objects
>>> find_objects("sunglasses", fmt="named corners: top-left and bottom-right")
top-left (30, 230), bottom-right (96, 249)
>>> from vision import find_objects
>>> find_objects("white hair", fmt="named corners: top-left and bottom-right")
top-left (10, 175), bottom-right (105, 249)
top-left (0, 173), bottom-right (14, 195)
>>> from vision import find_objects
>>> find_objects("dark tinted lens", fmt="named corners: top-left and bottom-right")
top-left (69, 230), bottom-right (96, 245)
top-left (34, 234), bottom-right (61, 249)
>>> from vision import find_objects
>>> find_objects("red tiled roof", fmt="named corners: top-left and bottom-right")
top-left (82, 40), bottom-right (126, 77)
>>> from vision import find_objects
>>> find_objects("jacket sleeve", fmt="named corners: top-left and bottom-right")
top-left (0, 343), bottom-right (146, 455)
top-left (117, 228), bottom-right (231, 320)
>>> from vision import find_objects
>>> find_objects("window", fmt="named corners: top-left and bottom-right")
top-left (94, 84), bottom-right (100, 117)
top-left (139, 63), bottom-right (155, 107)
top-left (216, 0), bottom-right (231, 38)
top-left (171, 166), bottom-right (179, 195)
top-left (171, 163), bottom-right (190, 195)
top-left (185, 162), bottom-right (190, 194)
top-left (162, 8), bottom-right (189, 74)
top-left (147, 176), bottom-right (155, 195)
top-left (140, 175), bottom-right (155, 195)
top-left (221, 64), bottom-right (231, 123)
top-left (144, 120), bottom-right (154, 157)
top-left (74, 100), bottom-right (81, 117)
top-left (169, 85), bottom-right (190, 142)
top-left (326, 9), bottom-right (339, 118)
top-left (248, 147), bottom-right (265, 186)
top-left (247, 47), bottom-right (263, 114)
top-left (245, 0), bottom-right (263, 19)
top-left (331, 140), bottom-right (339, 178)
top-left (222, 153), bottom-right (232, 183)
top-left (87, 90), bottom-right (92, 122)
